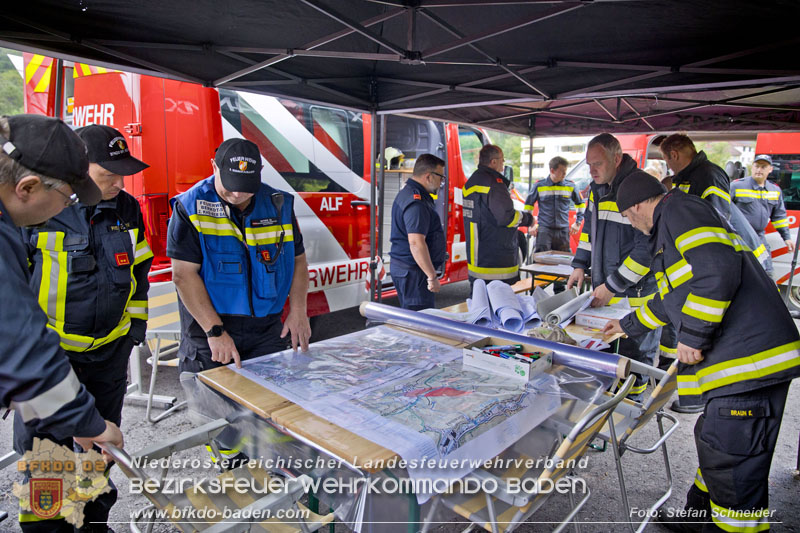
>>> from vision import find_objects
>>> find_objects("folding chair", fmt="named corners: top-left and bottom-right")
top-left (127, 278), bottom-right (187, 423)
top-left (421, 374), bottom-right (636, 533)
top-left (104, 419), bottom-right (334, 533)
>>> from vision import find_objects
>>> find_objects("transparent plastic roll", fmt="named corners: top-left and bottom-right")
top-left (360, 302), bottom-right (629, 379)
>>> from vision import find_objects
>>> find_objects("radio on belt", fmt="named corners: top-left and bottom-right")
top-left (462, 336), bottom-right (552, 382)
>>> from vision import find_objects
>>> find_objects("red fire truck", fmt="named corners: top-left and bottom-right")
top-left (20, 53), bottom-right (499, 317)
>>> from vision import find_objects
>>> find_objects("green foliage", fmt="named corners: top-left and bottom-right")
top-left (0, 48), bottom-right (24, 116)
top-left (487, 130), bottom-right (526, 181)
top-left (695, 142), bottom-right (732, 168)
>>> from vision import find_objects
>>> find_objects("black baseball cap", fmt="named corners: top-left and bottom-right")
top-left (77, 124), bottom-right (149, 176)
top-left (753, 154), bottom-right (773, 165)
top-left (214, 138), bottom-right (263, 193)
top-left (2, 114), bottom-right (101, 205)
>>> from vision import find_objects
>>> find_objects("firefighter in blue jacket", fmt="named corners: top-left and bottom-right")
top-left (18, 124), bottom-right (152, 531)
top-left (524, 156), bottom-right (585, 253)
top-left (606, 173), bottom-right (800, 533)
top-left (567, 133), bottom-right (659, 398)
top-left (0, 115), bottom-right (124, 532)
top-left (463, 145), bottom-right (533, 286)
top-left (167, 138), bottom-right (310, 372)
top-left (389, 154), bottom-right (447, 310)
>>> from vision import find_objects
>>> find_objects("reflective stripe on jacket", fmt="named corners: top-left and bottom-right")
top-left (0, 199), bottom-right (105, 446)
top-left (620, 190), bottom-right (800, 403)
top-left (524, 177), bottom-right (585, 229)
top-left (173, 177), bottom-right (295, 316)
top-left (463, 165), bottom-right (533, 280)
top-left (572, 154), bottom-right (656, 301)
top-left (25, 191), bottom-right (153, 354)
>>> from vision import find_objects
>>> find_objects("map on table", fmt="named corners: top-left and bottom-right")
top-left (235, 326), bottom-right (562, 502)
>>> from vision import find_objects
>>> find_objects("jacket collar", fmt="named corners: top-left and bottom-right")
top-left (406, 177), bottom-right (434, 202)
top-left (479, 164), bottom-right (508, 186)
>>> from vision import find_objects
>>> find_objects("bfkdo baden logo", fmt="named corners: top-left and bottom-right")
top-left (30, 478), bottom-right (63, 519)
top-left (13, 438), bottom-right (111, 527)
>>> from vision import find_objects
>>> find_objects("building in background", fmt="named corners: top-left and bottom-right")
top-left (520, 136), bottom-right (593, 183)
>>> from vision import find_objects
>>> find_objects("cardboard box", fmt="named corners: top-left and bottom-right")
top-left (462, 336), bottom-right (552, 382)
top-left (575, 306), bottom-right (633, 329)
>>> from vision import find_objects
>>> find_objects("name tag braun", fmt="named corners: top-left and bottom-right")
top-left (719, 407), bottom-right (765, 418)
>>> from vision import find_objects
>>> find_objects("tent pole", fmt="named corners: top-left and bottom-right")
top-left (377, 114), bottom-right (388, 302)
top-left (369, 110), bottom-right (378, 302)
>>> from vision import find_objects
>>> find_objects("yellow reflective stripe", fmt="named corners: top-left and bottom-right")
top-left (701, 186), bottom-right (731, 203)
top-left (660, 344), bottom-right (677, 355)
top-left (523, 204), bottom-right (535, 211)
top-left (506, 211), bottom-right (521, 228)
top-left (574, 202), bottom-right (586, 209)
top-left (694, 468), bottom-right (708, 492)
top-left (677, 183), bottom-right (690, 193)
top-left (710, 501), bottom-right (770, 532)
top-left (598, 201), bottom-right (618, 212)
top-left (609, 293), bottom-right (655, 307)
top-left (468, 263), bottom-right (519, 275)
top-left (734, 189), bottom-right (762, 199)
top-left (579, 232), bottom-right (589, 242)
top-left (189, 214), bottom-right (243, 240)
top-left (244, 224), bottom-right (294, 246)
top-left (682, 293), bottom-right (730, 323)
top-left (57, 316), bottom-right (132, 351)
top-left (629, 382), bottom-right (647, 395)
top-left (19, 511), bottom-right (67, 522)
top-left (753, 244), bottom-right (767, 259)
top-left (772, 217), bottom-right (790, 229)
top-left (677, 340), bottom-right (800, 395)
top-left (622, 256), bottom-right (650, 276)
top-left (463, 185), bottom-right (490, 197)
top-left (635, 303), bottom-right (666, 329)
top-left (538, 185), bottom-right (573, 192)
top-left (675, 226), bottom-right (737, 255)
top-left (126, 299), bottom-right (148, 321)
top-left (134, 238), bottom-right (153, 264)
top-left (469, 222), bottom-right (478, 267)
top-left (665, 258), bottom-right (692, 288)
top-left (36, 232), bottom-right (67, 329)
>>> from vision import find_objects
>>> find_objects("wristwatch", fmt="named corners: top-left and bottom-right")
top-left (205, 324), bottom-right (225, 338)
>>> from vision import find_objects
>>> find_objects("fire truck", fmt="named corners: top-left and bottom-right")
top-left (20, 53), bottom-right (497, 317)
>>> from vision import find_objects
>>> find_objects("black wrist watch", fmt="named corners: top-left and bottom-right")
top-left (205, 324), bottom-right (225, 338)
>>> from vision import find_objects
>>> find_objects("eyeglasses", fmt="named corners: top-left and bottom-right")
top-left (430, 171), bottom-right (446, 180)
top-left (52, 186), bottom-right (79, 207)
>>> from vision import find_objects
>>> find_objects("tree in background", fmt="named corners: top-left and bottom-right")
top-left (0, 48), bottom-right (23, 116)
top-left (487, 130), bottom-right (525, 181)
top-left (696, 141), bottom-right (732, 168)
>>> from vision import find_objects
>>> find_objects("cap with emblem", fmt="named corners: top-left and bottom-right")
top-left (214, 138), bottom-right (263, 193)
top-left (616, 170), bottom-right (668, 213)
top-left (753, 154), bottom-right (773, 165)
top-left (77, 124), bottom-right (149, 176)
top-left (1, 114), bottom-right (101, 205)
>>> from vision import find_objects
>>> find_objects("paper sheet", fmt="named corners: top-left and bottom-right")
top-left (527, 263), bottom-right (574, 276)
top-left (466, 278), bottom-right (495, 327)
top-left (487, 280), bottom-right (525, 332)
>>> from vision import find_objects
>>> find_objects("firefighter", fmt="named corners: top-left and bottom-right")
top-left (167, 138), bottom-right (310, 372)
top-left (389, 154), bottom-right (447, 310)
top-left (566, 133), bottom-right (658, 399)
top-left (731, 154), bottom-right (794, 274)
top-left (524, 156), bottom-right (585, 254)
top-left (605, 172), bottom-right (800, 533)
top-left (0, 114), bottom-right (124, 532)
top-left (16, 124), bottom-right (151, 531)
top-left (463, 144), bottom-right (533, 286)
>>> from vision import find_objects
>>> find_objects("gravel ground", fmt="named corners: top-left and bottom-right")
top-left (2, 280), bottom-right (799, 532)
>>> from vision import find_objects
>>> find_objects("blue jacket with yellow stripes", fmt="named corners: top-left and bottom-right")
top-left (24, 191), bottom-right (153, 360)
top-left (523, 176), bottom-right (585, 229)
top-left (620, 189), bottom-right (800, 403)
top-left (0, 199), bottom-right (106, 449)
top-left (463, 165), bottom-right (533, 281)
top-left (731, 175), bottom-right (791, 241)
top-left (572, 154), bottom-right (656, 305)
top-left (172, 177), bottom-right (296, 317)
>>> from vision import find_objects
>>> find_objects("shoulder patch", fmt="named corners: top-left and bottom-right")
top-left (196, 199), bottom-right (227, 217)
top-left (413, 193), bottom-right (422, 200)
top-left (496, 178), bottom-right (503, 183)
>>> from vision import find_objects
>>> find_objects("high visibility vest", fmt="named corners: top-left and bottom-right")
top-left (173, 177), bottom-right (295, 317)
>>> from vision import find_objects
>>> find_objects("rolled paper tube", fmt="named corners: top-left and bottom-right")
top-left (360, 302), bottom-right (630, 379)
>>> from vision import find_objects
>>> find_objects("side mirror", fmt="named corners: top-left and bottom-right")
top-left (504, 165), bottom-right (514, 182)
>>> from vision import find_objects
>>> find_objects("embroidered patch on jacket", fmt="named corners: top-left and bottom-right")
top-left (260, 249), bottom-right (271, 262)
top-left (413, 194), bottom-right (421, 200)
top-left (115, 252), bottom-right (130, 266)
top-left (196, 199), bottom-right (227, 217)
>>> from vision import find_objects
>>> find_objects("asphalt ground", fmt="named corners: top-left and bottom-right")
top-left (2, 280), bottom-right (799, 532)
